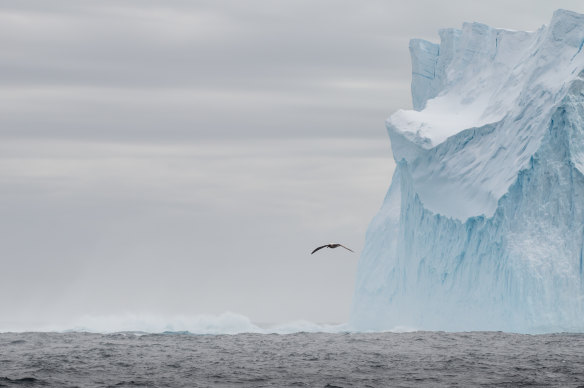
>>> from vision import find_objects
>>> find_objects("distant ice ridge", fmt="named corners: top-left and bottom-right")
top-left (0, 313), bottom-right (355, 335)
top-left (351, 9), bottom-right (584, 333)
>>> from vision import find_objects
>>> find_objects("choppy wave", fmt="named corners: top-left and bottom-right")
top-left (3, 331), bottom-right (584, 386)
top-left (65, 312), bottom-right (264, 335)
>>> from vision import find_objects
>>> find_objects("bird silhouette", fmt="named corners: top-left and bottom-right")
top-left (311, 243), bottom-right (354, 254)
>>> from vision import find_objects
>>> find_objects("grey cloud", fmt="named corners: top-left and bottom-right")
top-left (2, 1), bottom-right (584, 327)
top-left (0, 1), bottom-right (417, 143)
top-left (0, 138), bottom-right (393, 324)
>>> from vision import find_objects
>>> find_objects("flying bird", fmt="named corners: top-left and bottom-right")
top-left (311, 243), bottom-right (354, 254)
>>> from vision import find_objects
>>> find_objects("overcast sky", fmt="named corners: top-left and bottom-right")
top-left (2, 0), bottom-right (584, 330)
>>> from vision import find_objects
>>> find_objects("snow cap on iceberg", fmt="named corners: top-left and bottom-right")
top-left (388, 9), bottom-right (584, 220)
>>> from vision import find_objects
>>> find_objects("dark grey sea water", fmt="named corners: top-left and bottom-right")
top-left (1, 331), bottom-right (583, 387)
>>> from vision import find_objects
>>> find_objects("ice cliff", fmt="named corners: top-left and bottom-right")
top-left (351, 9), bottom-right (584, 333)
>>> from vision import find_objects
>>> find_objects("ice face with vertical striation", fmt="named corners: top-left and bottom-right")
top-left (351, 10), bottom-right (584, 333)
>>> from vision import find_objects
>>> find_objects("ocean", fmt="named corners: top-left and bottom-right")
top-left (1, 331), bottom-right (583, 387)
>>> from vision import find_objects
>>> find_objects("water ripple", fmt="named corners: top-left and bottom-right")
top-left (0, 332), bottom-right (583, 387)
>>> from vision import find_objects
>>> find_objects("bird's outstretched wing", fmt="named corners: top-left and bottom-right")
top-left (339, 245), bottom-right (354, 252)
top-left (311, 245), bottom-right (329, 254)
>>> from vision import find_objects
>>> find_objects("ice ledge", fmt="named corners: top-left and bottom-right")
top-left (549, 9), bottom-right (584, 48)
top-left (408, 10), bottom-right (584, 112)
top-left (401, 9), bottom-right (584, 149)
top-left (409, 39), bottom-right (439, 111)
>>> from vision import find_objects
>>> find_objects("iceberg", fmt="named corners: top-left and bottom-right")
top-left (0, 313), bottom-right (349, 335)
top-left (351, 9), bottom-right (584, 333)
